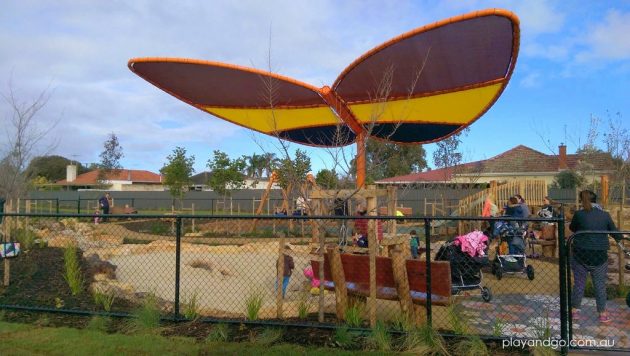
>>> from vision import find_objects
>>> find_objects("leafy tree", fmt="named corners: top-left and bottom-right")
top-left (315, 169), bottom-right (339, 189)
top-left (160, 147), bottom-right (195, 206)
top-left (245, 153), bottom-right (267, 178)
top-left (552, 170), bottom-right (585, 189)
top-left (350, 141), bottom-right (427, 183)
top-left (432, 129), bottom-right (469, 180)
top-left (262, 152), bottom-right (280, 178)
top-left (25, 155), bottom-right (87, 182)
top-left (276, 149), bottom-right (311, 190)
top-left (207, 150), bottom-right (246, 197)
top-left (98, 133), bottom-right (124, 183)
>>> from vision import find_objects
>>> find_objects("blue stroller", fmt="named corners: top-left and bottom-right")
top-left (491, 221), bottom-right (535, 280)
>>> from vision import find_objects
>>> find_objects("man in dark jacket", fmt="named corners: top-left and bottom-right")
top-left (99, 193), bottom-right (111, 221)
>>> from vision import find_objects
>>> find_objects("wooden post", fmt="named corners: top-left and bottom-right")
top-left (191, 203), bottom-right (195, 232)
top-left (329, 247), bottom-right (347, 320)
top-left (276, 234), bottom-right (286, 318)
top-left (317, 222), bottom-right (325, 323)
top-left (366, 192), bottom-right (377, 327)
top-left (391, 244), bottom-right (413, 317)
top-left (601, 175), bottom-right (609, 208)
top-left (387, 186), bottom-right (397, 237)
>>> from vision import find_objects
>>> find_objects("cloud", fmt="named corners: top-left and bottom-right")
top-left (519, 72), bottom-right (541, 88)
top-left (575, 9), bottom-right (630, 63)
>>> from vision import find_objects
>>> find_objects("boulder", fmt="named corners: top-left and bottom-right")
top-left (86, 253), bottom-right (117, 279)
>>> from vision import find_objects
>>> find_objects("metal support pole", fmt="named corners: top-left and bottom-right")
top-left (174, 217), bottom-right (182, 321)
top-left (558, 212), bottom-right (568, 356)
top-left (77, 198), bottom-right (81, 214)
top-left (424, 218), bottom-right (432, 326)
top-left (56, 198), bottom-right (59, 215)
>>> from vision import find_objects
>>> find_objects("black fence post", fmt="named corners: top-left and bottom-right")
top-left (77, 198), bottom-right (81, 214)
top-left (174, 216), bottom-right (182, 321)
top-left (55, 198), bottom-right (59, 215)
top-left (424, 218), bottom-right (432, 326)
top-left (558, 213), bottom-right (569, 356)
top-left (131, 198), bottom-right (135, 207)
top-left (211, 199), bottom-right (214, 215)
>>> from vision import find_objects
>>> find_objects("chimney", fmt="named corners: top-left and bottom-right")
top-left (66, 165), bottom-right (77, 182)
top-left (558, 144), bottom-right (568, 170)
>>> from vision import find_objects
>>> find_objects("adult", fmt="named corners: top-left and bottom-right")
top-left (569, 190), bottom-right (622, 323)
top-left (98, 193), bottom-right (111, 222)
top-left (514, 194), bottom-right (531, 220)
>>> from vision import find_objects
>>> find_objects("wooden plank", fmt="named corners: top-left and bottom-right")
top-left (391, 245), bottom-right (413, 317)
top-left (329, 247), bottom-right (348, 320)
top-left (309, 188), bottom-right (388, 199)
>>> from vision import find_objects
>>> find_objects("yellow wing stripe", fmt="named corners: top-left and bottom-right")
top-left (348, 83), bottom-right (503, 124)
top-left (203, 106), bottom-right (340, 133)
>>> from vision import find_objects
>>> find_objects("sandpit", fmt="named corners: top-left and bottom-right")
top-left (106, 241), bottom-right (331, 318)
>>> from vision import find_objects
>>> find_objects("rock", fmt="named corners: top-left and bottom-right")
top-left (46, 236), bottom-right (78, 248)
top-left (86, 253), bottom-right (117, 279)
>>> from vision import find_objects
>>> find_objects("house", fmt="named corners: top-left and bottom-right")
top-left (376, 144), bottom-right (615, 187)
top-left (56, 166), bottom-right (163, 191)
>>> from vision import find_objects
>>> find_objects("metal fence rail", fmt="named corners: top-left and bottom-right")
top-left (0, 212), bottom-right (627, 354)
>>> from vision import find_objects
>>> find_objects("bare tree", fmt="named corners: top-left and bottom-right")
top-left (0, 82), bottom-right (58, 201)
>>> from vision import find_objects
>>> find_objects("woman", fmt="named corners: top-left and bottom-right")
top-left (569, 190), bottom-right (621, 323)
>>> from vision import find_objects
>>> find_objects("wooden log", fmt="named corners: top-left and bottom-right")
top-left (317, 220), bottom-right (325, 323)
top-left (329, 247), bottom-right (347, 320)
top-left (366, 194), bottom-right (377, 327)
top-left (387, 186), bottom-right (397, 237)
top-left (391, 244), bottom-right (413, 318)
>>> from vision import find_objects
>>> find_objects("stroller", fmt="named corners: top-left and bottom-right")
top-left (436, 232), bottom-right (492, 302)
top-left (491, 221), bottom-right (535, 280)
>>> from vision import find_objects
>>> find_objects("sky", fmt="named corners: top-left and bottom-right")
top-left (1, 0), bottom-right (629, 177)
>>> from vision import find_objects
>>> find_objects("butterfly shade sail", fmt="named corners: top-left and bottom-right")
top-left (129, 8), bottom-right (519, 185)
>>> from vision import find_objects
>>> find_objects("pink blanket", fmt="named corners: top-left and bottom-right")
top-left (454, 230), bottom-right (488, 257)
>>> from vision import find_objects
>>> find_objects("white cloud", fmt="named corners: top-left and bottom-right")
top-left (575, 10), bottom-right (630, 62)
top-left (519, 72), bottom-right (541, 88)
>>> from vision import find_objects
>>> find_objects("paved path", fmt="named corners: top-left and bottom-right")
top-left (460, 294), bottom-right (630, 350)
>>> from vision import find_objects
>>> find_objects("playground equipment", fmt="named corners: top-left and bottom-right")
top-left (129, 9), bottom-right (519, 191)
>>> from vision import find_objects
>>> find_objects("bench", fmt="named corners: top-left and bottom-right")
top-left (311, 252), bottom-right (451, 306)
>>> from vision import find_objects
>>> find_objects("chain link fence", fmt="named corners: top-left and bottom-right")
top-left (0, 212), bottom-right (628, 353)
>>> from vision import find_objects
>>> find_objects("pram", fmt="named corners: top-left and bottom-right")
top-left (436, 234), bottom-right (492, 302)
top-left (491, 221), bottom-right (535, 280)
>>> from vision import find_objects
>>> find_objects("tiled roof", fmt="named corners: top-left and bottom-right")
top-left (377, 145), bottom-right (615, 184)
top-left (56, 169), bottom-right (162, 185)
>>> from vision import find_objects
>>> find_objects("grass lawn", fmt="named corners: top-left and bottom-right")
top-left (0, 321), bottom-right (385, 356)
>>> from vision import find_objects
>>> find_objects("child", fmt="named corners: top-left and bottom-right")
top-left (410, 230), bottom-right (420, 259)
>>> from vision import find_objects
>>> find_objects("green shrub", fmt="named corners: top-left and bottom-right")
top-left (93, 290), bottom-right (116, 312)
top-left (297, 291), bottom-right (311, 319)
top-left (245, 289), bottom-right (264, 321)
top-left (333, 325), bottom-right (357, 349)
top-left (63, 246), bottom-right (84, 296)
top-left (253, 328), bottom-right (283, 346)
top-left (15, 228), bottom-right (38, 250)
top-left (447, 304), bottom-right (469, 335)
top-left (206, 323), bottom-right (230, 342)
top-left (150, 223), bottom-right (169, 235)
top-left (453, 335), bottom-right (489, 356)
top-left (365, 321), bottom-right (391, 351)
top-left (344, 300), bottom-right (364, 328)
top-left (127, 293), bottom-right (161, 334)
top-left (403, 323), bottom-right (449, 355)
top-left (183, 292), bottom-right (200, 320)
top-left (491, 318), bottom-right (505, 337)
top-left (391, 310), bottom-right (415, 332)
top-left (86, 316), bottom-right (111, 333)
